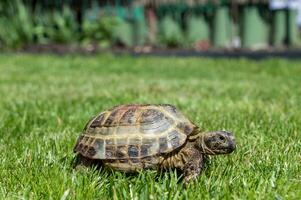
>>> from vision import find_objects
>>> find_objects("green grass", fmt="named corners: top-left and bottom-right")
top-left (0, 54), bottom-right (300, 200)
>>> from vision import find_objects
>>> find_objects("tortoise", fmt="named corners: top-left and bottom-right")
top-left (73, 104), bottom-right (236, 184)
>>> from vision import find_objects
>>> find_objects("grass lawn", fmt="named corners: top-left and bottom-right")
top-left (0, 54), bottom-right (300, 199)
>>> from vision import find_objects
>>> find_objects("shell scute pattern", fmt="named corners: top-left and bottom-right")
top-left (120, 108), bottom-right (137, 125)
top-left (129, 137), bottom-right (142, 145)
top-left (105, 138), bottom-right (115, 145)
top-left (105, 146), bottom-right (116, 157)
top-left (139, 109), bottom-right (174, 134)
top-left (167, 130), bottom-right (181, 148)
top-left (94, 139), bottom-right (105, 158)
top-left (83, 118), bottom-right (94, 131)
top-left (116, 138), bottom-right (128, 145)
top-left (73, 135), bottom-right (84, 152)
top-left (97, 126), bottom-right (115, 135)
top-left (160, 104), bottom-right (193, 125)
top-left (75, 104), bottom-right (196, 159)
top-left (87, 146), bottom-right (97, 157)
top-left (176, 122), bottom-right (195, 135)
top-left (116, 146), bottom-right (127, 158)
top-left (158, 137), bottom-right (168, 153)
top-left (116, 125), bottom-right (138, 135)
top-left (140, 144), bottom-right (151, 157)
top-left (128, 145), bottom-right (139, 157)
top-left (140, 109), bottom-right (163, 123)
top-left (90, 112), bottom-right (106, 128)
top-left (104, 109), bottom-right (120, 126)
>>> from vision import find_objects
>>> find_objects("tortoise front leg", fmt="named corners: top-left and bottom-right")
top-left (183, 148), bottom-right (204, 185)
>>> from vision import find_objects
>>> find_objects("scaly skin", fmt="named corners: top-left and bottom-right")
top-left (158, 131), bottom-right (236, 184)
top-left (158, 141), bottom-right (204, 184)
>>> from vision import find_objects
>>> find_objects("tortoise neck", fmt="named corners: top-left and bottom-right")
top-left (196, 134), bottom-right (216, 155)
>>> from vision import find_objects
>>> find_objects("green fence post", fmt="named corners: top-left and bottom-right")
top-left (287, 9), bottom-right (300, 46)
top-left (272, 9), bottom-right (286, 47)
top-left (132, 5), bottom-right (146, 46)
top-left (112, 6), bottom-right (134, 47)
top-left (212, 5), bottom-right (232, 47)
top-left (159, 16), bottom-right (183, 47)
top-left (186, 14), bottom-right (210, 44)
top-left (240, 5), bottom-right (269, 49)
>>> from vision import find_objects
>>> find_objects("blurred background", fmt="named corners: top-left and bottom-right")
top-left (0, 0), bottom-right (301, 53)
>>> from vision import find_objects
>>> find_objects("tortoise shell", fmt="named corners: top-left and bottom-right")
top-left (74, 104), bottom-right (197, 160)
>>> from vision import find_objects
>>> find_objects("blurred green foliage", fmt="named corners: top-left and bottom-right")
top-left (0, 0), bottom-right (34, 48)
top-left (0, 0), bottom-right (204, 50)
top-left (0, 0), bottom-right (79, 48)
top-left (0, 0), bottom-right (298, 50)
top-left (0, 0), bottom-right (136, 49)
top-left (81, 3), bottom-right (116, 48)
top-left (186, 15), bottom-right (210, 45)
top-left (159, 16), bottom-right (185, 48)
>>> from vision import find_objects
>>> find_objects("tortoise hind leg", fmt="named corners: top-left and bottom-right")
top-left (73, 154), bottom-right (102, 170)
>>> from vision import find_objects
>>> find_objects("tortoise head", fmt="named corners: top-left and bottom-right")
top-left (196, 131), bottom-right (236, 155)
